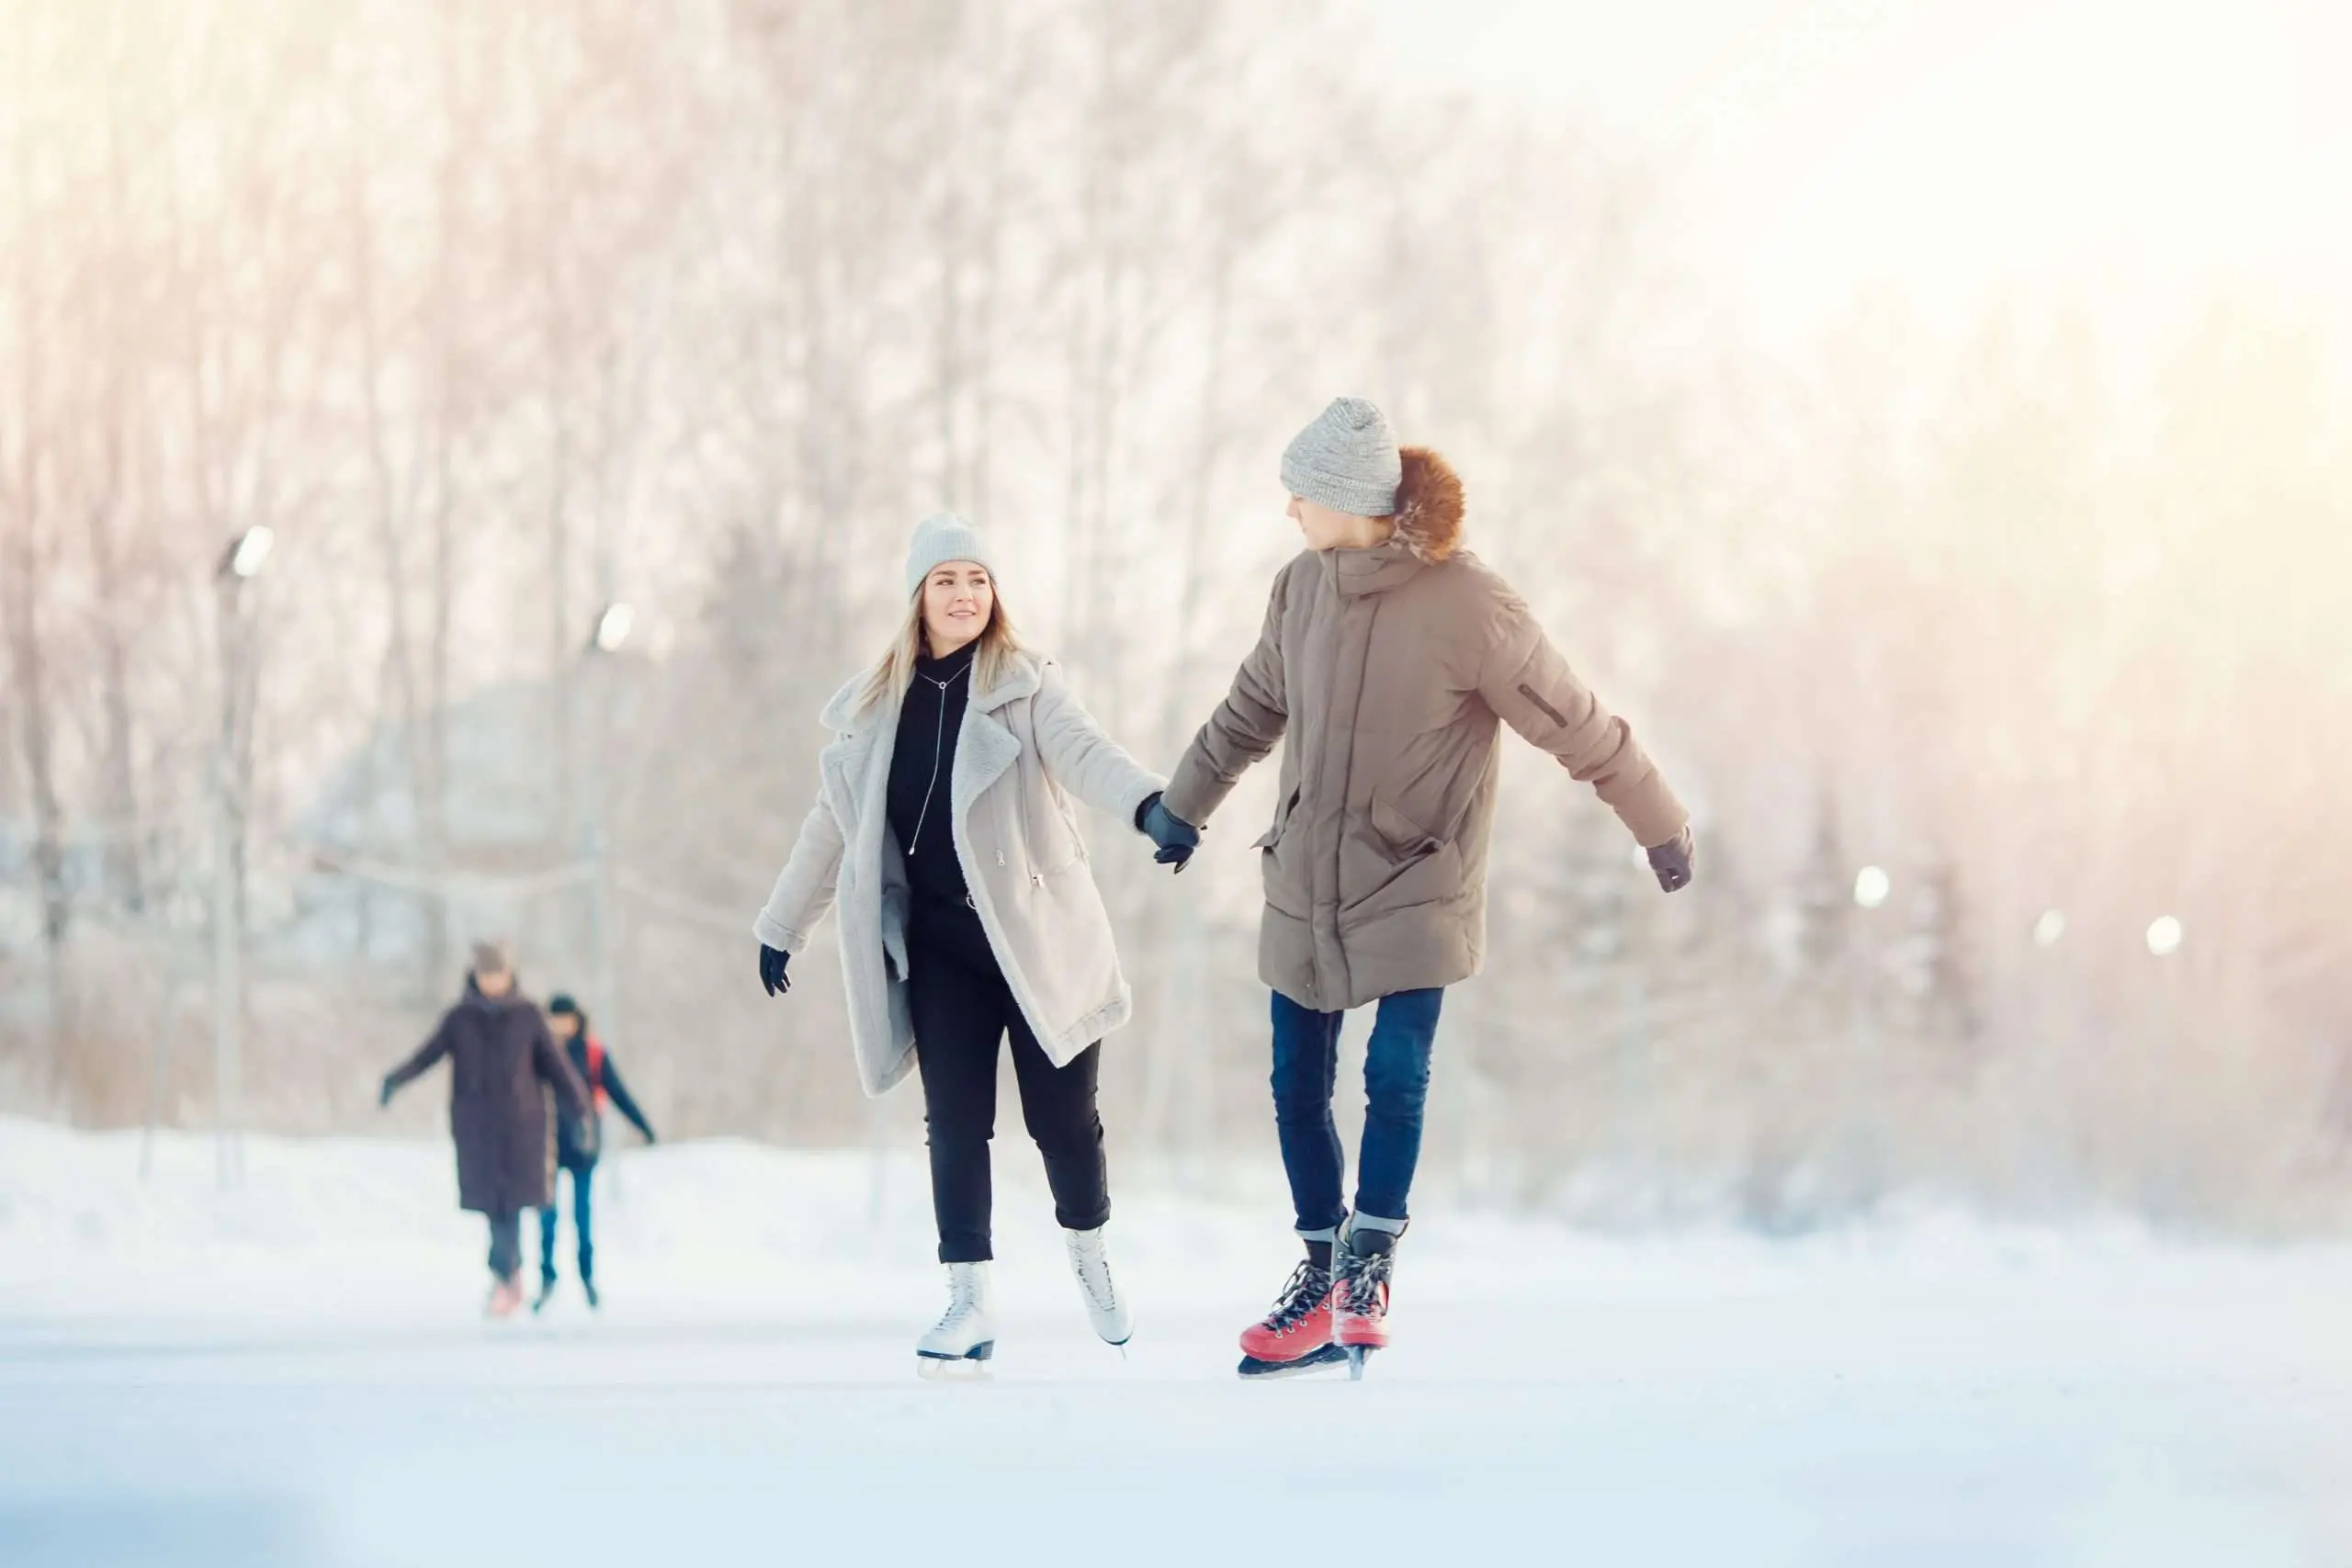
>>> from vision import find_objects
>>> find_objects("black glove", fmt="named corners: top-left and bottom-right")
top-left (1646, 826), bottom-right (1696, 893)
top-left (378, 1077), bottom-right (394, 1109)
top-left (759, 943), bottom-right (792, 997)
top-left (1136, 793), bottom-right (1201, 873)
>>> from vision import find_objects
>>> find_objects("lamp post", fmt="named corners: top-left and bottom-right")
top-left (1846, 863), bottom-right (1894, 1203)
top-left (2143, 914), bottom-right (2188, 1209)
top-left (212, 525), bottom-right (273, 1188)
top-left (584, 604), bottom-right (631, 1049)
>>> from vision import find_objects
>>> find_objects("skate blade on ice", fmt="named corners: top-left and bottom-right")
top-left (1344, 1345), bottom-right (1375, 1381)
top-left (916, 1342), bottom-right (995, 1382)
top-left (1237, 1343), bottom-right (1350, 1381)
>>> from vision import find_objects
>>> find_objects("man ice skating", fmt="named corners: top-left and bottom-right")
top-left (1156, 398), bottom-right (1696, 1378)
top-left (532, 994), bottom-right (656, 1314)
top-left (379, 941), bottom-right (593, 1318)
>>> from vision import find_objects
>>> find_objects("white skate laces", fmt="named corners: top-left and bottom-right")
top-left (1064, 1228), bottom-right (1119, 1311)
top-left (917, 1260), bottom-right (996, 1369)
top-left (933, 1266), bottom-right (982, 1332)
top-left (1062, 1225), bottom-right (1133, 1348)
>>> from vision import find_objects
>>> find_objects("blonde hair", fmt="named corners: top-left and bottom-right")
top-left (855, 575), bottom-right (1024, 716)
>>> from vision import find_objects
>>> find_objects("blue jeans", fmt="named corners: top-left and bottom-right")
top-left (537, 1161), bottom-right (595, 1284)
top-left (1268, 987), bottom-right (1444, 1237)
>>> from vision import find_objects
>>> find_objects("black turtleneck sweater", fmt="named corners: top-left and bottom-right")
top-left (886, 639), bottom-right (980, 925)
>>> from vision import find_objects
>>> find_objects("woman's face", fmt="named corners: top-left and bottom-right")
top-left (922, 561), bottom-right (993, 657)
top-left (549, 1012), bottom-right (581, 1041)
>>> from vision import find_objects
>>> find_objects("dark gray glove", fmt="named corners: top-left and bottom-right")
top-left (378, 1077), bottom-right (394, 1109)
top-left (1136, 793), bottom-right (1201, 873)
top-left (759, 943), bottom-right (792, 997)
top-left (1646, 826), bottom-right (1695, 893)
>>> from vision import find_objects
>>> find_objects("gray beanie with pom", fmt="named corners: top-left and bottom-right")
top-left (1281, 397), bottom-right (1402, 517)
top-left (903, 512), bottom-right (998, 602)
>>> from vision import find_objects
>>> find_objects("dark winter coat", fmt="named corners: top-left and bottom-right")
top-left (554, 1033), bottom-right (655, 1168)
top-left (1163, 448), bottom-right (1689, 1012)
top-left (384, 980), bottom-right (591, 1214)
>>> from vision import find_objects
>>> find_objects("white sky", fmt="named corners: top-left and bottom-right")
top-left (1374, 0), bottom-right (2352, 347)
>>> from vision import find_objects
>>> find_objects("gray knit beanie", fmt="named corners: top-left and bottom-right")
top-left (902, 512), bottom-right (998, 602)
top-left (1281, 397), bottom-right (1402, 517)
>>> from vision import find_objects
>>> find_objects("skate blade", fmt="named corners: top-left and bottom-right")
top-left (1237, 1344), bottom-right (1350, 1380)
top-left (1345, 1344), bottom-right (1371, 1381)
top-left (916, 1341), bottom-right (996, 1382)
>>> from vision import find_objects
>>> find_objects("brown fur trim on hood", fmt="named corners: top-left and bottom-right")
top-left (1389, 446), bottom-right (1464, 564)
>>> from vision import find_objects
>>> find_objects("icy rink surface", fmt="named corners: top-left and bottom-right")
top-left (5, 1118), bottom-right (2352, 1567)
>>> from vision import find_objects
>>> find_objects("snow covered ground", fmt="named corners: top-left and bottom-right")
top-left (5, 1117), bottom-right (2352, 1567)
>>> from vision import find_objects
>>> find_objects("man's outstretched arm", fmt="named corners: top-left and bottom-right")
top-left (1478, 598), bottom-right (1690, 858)
top-left (1161, 568), bottom-right (1294, 829)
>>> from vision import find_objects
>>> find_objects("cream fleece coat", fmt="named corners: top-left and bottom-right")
top-left (754, 650), bottom-right (1164, 1096)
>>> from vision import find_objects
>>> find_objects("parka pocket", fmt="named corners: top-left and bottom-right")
top-left (1253, 787), bottom-right (1303, 852)
top-left (1257, 787), bottom-right (1309, 919)
top-left (1367, 795), bottom-right (1442, 862)
top-left (1342, 794), bottom-right (1462, 915)
top-left (1516, 682), bottom-right (1571, 730)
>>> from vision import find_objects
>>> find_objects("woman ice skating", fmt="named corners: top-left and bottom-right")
top-left (752, 513), bottom-right (1193, 1379)
top-left (379, 942), bottom-right (593, 1318)
top-left (532, 994), bottom-right (656, 1314)
top-left (1157, 398), bottom-right (1696, 1380)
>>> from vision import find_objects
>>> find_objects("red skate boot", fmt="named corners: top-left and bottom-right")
top-left (1331, 1230), bottom-right (1397, 1380)
top-left (1236, 1258), bottom-right (1346, 1380)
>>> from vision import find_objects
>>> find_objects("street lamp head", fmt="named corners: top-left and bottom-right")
top-left (592, 603), bottom-right (635, 655)
top-left (2033, 908), bottom-right (2067, 948)
top-left (219, 526), bottom-right (276, 581)
top-left (2146, 915), bottom-right (2185, 958)
top-left (1853, 865), bottom-right (1892, 909)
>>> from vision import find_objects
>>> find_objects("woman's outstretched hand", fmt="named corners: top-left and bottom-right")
top-left (1136, 793), bottom-right (1201, 874)
top-left (759, 943), bottom-right (793, 997)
